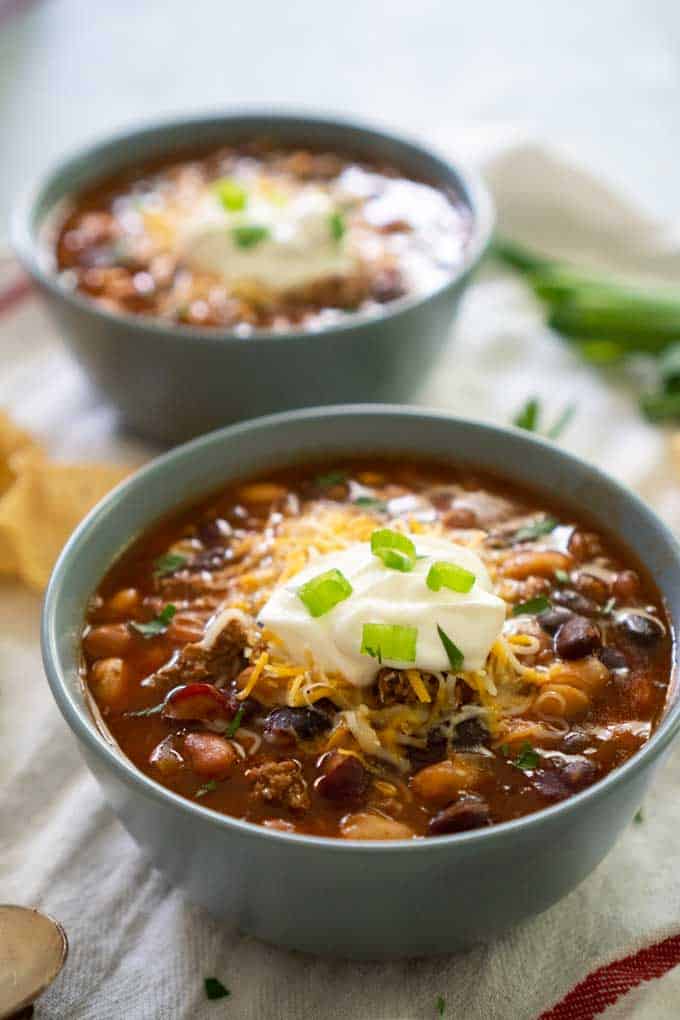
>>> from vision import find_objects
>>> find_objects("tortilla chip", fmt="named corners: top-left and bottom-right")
top-left (0, 458), bottom-right (129, 591)
top-left (0, 410), bottom-right (42, 496)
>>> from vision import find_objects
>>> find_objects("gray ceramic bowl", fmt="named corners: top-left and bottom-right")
top-left (13, 112), bottom-right (492, 445)
top-left (42, 406), bottom-right (680, 958)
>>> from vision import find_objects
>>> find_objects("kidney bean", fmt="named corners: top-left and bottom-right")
top-left (618, 613), bottom-right (664, 645)
top-left (537, 606), bottom-right (574, 636)
top-left (555, 616), bottom-right (602, 660)
top-left (264, 706), bottom-right (332, 745)
top-left (427, 795), bottom-right (491, 836)
top-left (612, 570), bottom-right (640, 600)
top-left (162, 683), bottom-right (237, 723)
top-left (552, 589), bottom-right (600, 617)
top-left (315, 752), bottom-right (368, 801)
top-left (184, 732), bottom-right (236, 779)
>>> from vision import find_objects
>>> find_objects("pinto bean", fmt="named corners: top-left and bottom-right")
top-left (340, 812), bottom-right (414, 840)
top-left (84, 623), bottom-right (133, 659)
top-left (236, 482), bottom-right (288, 503)
top-left (410, 758), bottom-right (484, 807)
top-left (90, 658), bottom-right (128, 709)
top-left (574, 573), bottom-right (609, 604)
top-left (183, 732), bottom-right (237, 779)
top-left (427, 795), bottom-right (491, 836)
top-left (441, 505), bottom-right (478, 529)
top-left (569, 530), bottom-right (603, 561)
top-left (501, 549), bottom-right (572, 581)
top-left (167, 611), bottom-right (207, 644)
top-left (106, 588), bottom-right (140, 617)
top-left (555, 616), bottom-right (602, 660)
top-left (315, 752), bottom-right (368, 801)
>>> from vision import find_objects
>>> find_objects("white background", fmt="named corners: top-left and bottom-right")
top-left (2, 0), bottom-right (680, 232)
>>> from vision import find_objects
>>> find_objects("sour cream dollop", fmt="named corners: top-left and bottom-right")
top-left (259, 534), bottom-right (506, 687)
top-left (178, 184), bottom-right (357, 292)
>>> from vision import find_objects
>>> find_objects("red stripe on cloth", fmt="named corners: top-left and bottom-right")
top-left (0, 275), bottom-right (33, 318)
top-left (539, 934), bottom-right (680, 1019)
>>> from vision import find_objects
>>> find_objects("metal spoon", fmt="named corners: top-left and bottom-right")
top-left (0, 906), bottom-right (68, 1019)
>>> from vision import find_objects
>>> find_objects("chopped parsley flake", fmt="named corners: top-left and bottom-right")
top-left (512, 517), bottom-right (558, 543)
top-left (353, 496), bottom-right (388, 511)
top-left (204, 976), bottom-right (230, 1000)
top-left (512, 595), bottom-right (551, 617)
top-left (514, 742), bottom-right (539, 770)
top-left (225, 706), bottom-right (245, 738)
top-left (634, 808), bottom-right (644, 824)
top-left (437, 995), bottom-right (446, 1017)
top-left (513, 398), bottom-right (575, 440)
top-left (129, 603), bottom-right (176, 639)
top-left (196, 781), bottom-right (218, 799)
top-left (315, 470), bottom-right (347, 488)
top-left (153, 552), bottom-right (187, 577)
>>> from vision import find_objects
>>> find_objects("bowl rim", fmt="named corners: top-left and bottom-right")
top-left (12, 107), bottom-right (494, 345)
top-left (42, 404), bottom-right (680, 853)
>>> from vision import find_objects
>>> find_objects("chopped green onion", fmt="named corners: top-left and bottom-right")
top-left (370, 528), bottom-right (417, 572)
top-left (298, 568), bottom-right (353, 618)
top-left (512, 595), bottom-right (550, 617)
top-left (512, 516), bottom-right (558, 543)
top-left (214, 177), bottom-right (247, 212)
top-left (153, 552), bottom-right (187, 577)
top-left (196, 780), bottom-right (218, 800)
top-left (329, 211), bottom-right (346, 242)
top-left (514, 397), bottom-right (539, 432)
top-left (204, 977), bottom-right (230, 1000)
top-left (427, 561), bottom-right (475, 594)
top-left (554, 568), bottom-right (570, 584)
top-left (546, 403), bottom-right (576, 440)
top-left (231, 224), bottom-right (270, 249)
top-left (225, 705), bottom-right (245, 738)
top-left (514, 741), bottom-right (539, 770)
top-left (361, 623), bottom-right (417, 664)
top-left (315, 470), bottom-right (347, 488)
top-left (436, 624), bottom-right (463, 671)
top-left (129, 603), bottom-right (176, 639)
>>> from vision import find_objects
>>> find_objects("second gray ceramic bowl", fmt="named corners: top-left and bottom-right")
top-left (42, 406), bottom-right (680, 958)
top-left (13, 112), bottom-right (492, 444)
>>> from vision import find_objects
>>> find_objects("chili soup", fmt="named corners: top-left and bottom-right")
top-left (81, 459), bottom-right (671, 841)
top-left (50, 142), bottom-right (471, 332)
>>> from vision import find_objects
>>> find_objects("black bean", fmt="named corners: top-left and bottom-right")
top-left (598, 646), bottom-right (629, 672)
top-left (537, 606), bottom-right (574, 635)
top-left (427, 795), bottom-right (491, 836)
top-left (198, 518), bottom-right (231, 546)
top-left (264, 706), bottom-right (332, 744)
top-left (617, 613), bottom-right (664, 645)
top-left (555, 615), bottom-right (602, 660)
top-left (452, 717), bottom-right (489, 748)
top-left (552, 589), bottom-right (600, 618)
top-left (315, 753), bottom-right (368, 801)
top-left (407, 730), bottom-right (448, 769)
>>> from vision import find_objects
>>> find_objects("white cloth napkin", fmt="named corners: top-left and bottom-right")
top-left (2, 137), bottom-right (680, 1020)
